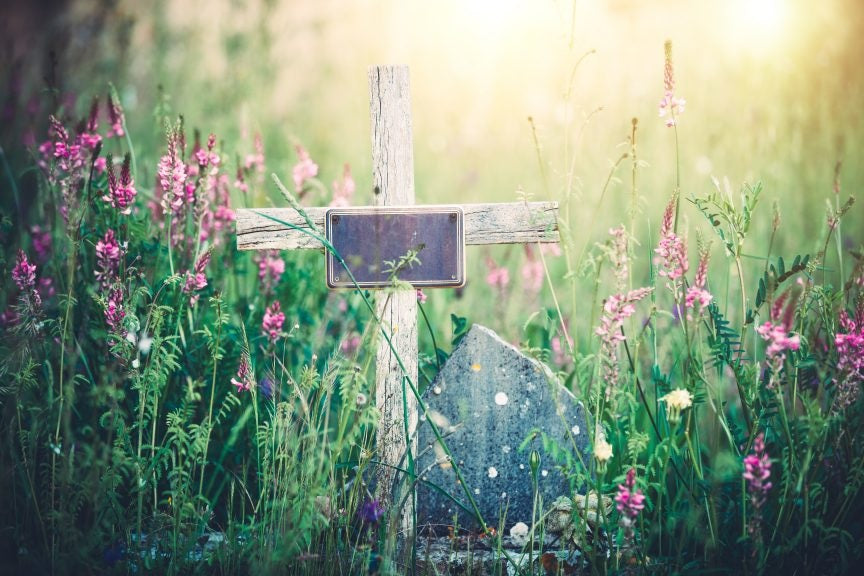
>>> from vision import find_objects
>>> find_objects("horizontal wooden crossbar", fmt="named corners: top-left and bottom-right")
top-left (235, 201), bottom-right (559, 251)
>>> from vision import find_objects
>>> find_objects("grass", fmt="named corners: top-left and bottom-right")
top-left (1, 2), bottom-right (864, 574)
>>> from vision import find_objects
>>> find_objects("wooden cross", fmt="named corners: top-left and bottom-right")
top-left (236, 66), bottom-right (559, 531)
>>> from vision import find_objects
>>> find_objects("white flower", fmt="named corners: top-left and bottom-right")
top-left (660, 388), bottom-right (693, 425)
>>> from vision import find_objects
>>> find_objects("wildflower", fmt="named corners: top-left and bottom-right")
top-left (594, 436), bottom-right (613, 474)
top-left (256, 251), bottom-right (285, 293)
top-left (756, 321), bottom-right (800, 374)
top-left (341, 333), bottom-right (361, 356)
top-left (330, 163), bottom-right (355, 207)
top-left (104, 154), bottom-right (137, 214)
top-left (104, 287), bottom-right (126, 337)
top-left (615, 468), bottom-right (646, 524)
top-left (12, 250), bottom-right (36, 291)
top-left (259, 376), bottom-right (275, 400)
top-left (685, 247), bottom-right (712, 315)
top-left (95, 229), bottom-right (122, 287)
top-left (659, 40), bottom-right (686, 127)
top-left (833, 307), bottom-right (864, 409)
top-left (521, 246), bottom-right (544, 294)
top-left (356, 392), bottom-right (368, 408)
top-left (358, 499), bottom-right (385, 524)
top-left (79, 97), bottom-right (102, 150)
top-left (194, 133), bottom-right (220, 169)
top-left (743, 433), bottom-right (772, 538)
top-left (262, 301), bottom-right (285, 343)
top-left (157, 129), bottom-right (187, 215)
top-left (182, 250), bottom-right (211, 306)
top-left (292, 145), bottom-right (318, 191)
top-left (106, 91), bottom-right (126, 138)
top-left (595, 287), bottom-right (653, 398)
top-left (485, 257), bottom-right (510, 289)
top-left (231, 354), bottom-right (255, 393)
top-left (654, 196), bottom-right (688, 289)
top-left (660, 387), bottom-right (693, 425)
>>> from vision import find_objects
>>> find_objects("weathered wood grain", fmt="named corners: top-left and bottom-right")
top-left (235, 201), bottom-right (559, 251)
top-left (369, 66), bottom-right (418, 535)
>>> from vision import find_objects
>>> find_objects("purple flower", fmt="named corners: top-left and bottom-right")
top-left (231, 354), bottom-right (255, 393)
top-left (95, 229), bottom-right (122, 287)
top-left (358, 499), bottom-right (385, 524)
top-left (104, 287), bottom-right (126, 337)
top-left (30, 225), bottom-right (52, 262)
top-left (104, 154), bottom-right (137, 214)
top-left (12, 249), bottom-right (36, 291)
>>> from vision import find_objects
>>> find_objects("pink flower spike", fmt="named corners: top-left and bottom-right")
top-left (12, 250), bottom-right (37, 291)
top-left (262, 301), bottom-right (286, 343)
top-left (416, 288), bottom-right (427, 304)
top-left (231, 355), bottom-right (255, 393)
top-left (292, 145), bottom-right (318, 191)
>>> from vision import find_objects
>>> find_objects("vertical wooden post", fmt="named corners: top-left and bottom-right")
top-left (368, 66), bottom-right (418, 534)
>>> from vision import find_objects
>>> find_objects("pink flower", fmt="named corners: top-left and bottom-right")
top-left (256, 251), bottom-right (285, 293)
top-left (292, 145), bottom-right (318, 191)
top-left (615, 468), bottom-right (646, 521)
top-left (654, 196), bottom-right (688, 288)
top-left (330, 164), bottom-right (355, 207)
top-left (182, 250), bottom-right (211, 305)
top-left (596, 287), bottom-right (653, 399)
top-left (231, 354), bottom-right (255, 393)
top-left (104, 287), bottom-right (126, 337)
top-left (521, 246), bottom-right (544, 294)
top-left (756, 321), bottom-right (800, 372)
top-left (12, 250), bottom-right (37, 291)
top-left (485, 257), bottom-right (510, 289)
top-left (104, 154), bottom-right (137, 214)
top-left (834, 308), bottom-right (864, 409)
top-left (157, 129), bottom-right (187, 215)
top-left (416, 288), bottom-right (427, 304)
top-left (685, 248), bottom-right (713, 314)
top-left (106, 92), bottom-right (126, 138)
top-left (262, 301), bottom-right (285, 343)
top-left (659, 40), bottom-right (686, 127)
top-left (743, 432), bottom-right (772, 537)
top-left (95, 229), bottom-right (122, 287)
top-left (341, 333), bottom-right (362, 356)
top-left (31, 226), bottom-right (52, 262)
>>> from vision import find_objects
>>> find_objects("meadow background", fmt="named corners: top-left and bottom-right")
top-left (1, 0), bottom-right (863, 574)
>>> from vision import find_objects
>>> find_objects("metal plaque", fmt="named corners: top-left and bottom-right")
top-left (325, 206), bottom-right (465, 289)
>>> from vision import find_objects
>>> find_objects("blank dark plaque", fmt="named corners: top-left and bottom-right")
top-left (325, 206), bottom-right (465, 289)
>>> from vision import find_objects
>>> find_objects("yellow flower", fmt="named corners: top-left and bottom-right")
top-left (660, 388), bottom-right (693, 424)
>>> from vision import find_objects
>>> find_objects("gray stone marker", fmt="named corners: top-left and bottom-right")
top-left (416, 324), bottom-right (591, 533)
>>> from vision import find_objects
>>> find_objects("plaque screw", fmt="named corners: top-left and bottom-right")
top-left (334, 276), bottom-right (340, 282)
top-left (449, 212), bottom-right (457, 222)
top-left (332, 215), bottom-right (340, 225)
top-left (451, 275), bottom-right (457, 280)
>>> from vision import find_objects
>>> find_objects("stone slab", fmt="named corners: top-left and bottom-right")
top-left (416, 324), bottom-right (591, 533)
